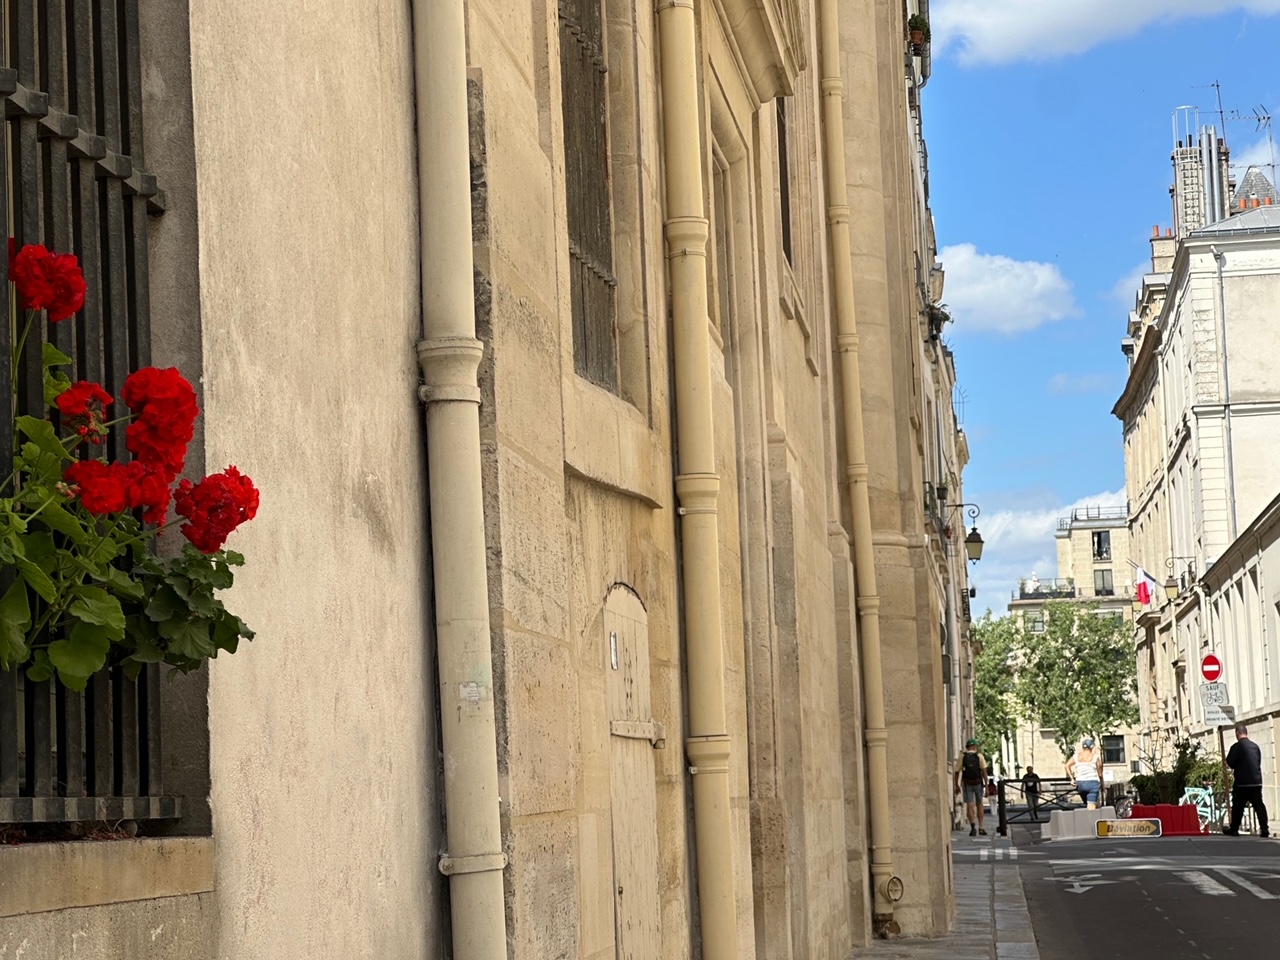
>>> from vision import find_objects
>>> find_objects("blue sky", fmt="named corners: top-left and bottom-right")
top-left (924, 2), bottom-right (1280, 610)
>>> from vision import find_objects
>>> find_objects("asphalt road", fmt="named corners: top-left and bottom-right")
top-left (1015, 832), bottom-right (1280, 960)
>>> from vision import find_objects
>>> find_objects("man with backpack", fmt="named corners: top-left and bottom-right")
top-left (954, 737), bottom-right (989, 836)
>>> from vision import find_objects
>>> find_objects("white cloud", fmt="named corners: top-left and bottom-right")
top-left (1231, 134), bottom-right (1278, 174)
top-left (932, 1), bottom-right (1280, 66)
top-left (939, 243), bottom-right (1079, 335)
top-left (967, 489), bottom-right (1126, 614)
top-left (1046, 372), bottom-right (1114, 396)
top-left (1107, 262), bottom-right (1148, 308)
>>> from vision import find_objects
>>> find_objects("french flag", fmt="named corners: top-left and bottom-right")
top-left (1135, 567), bottom-right (1159, 606)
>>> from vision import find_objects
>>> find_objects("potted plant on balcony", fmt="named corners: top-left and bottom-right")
top-left (0, 242), bottom-right (260, 690)
top-left (908, 14), bottom-right (930, 55)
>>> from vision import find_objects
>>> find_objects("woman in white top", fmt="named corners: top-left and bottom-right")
top-left (1066, 737), bottom-right (1104, 809)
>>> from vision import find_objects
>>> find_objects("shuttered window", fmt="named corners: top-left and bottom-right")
top-left (558, 0), bottom-right (618, 391)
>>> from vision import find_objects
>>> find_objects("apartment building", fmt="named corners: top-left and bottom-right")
top-left (1115, 116), bottom-right (1280, 815)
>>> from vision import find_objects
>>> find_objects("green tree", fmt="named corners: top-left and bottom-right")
top-left (971, 613), bottom-right (1019, 767)
top-left (1014, 600), bottom-right (1139, 754)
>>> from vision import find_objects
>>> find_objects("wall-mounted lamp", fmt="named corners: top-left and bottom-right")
top-left (945, 504), bottom-right (983, 562)
top-left (1163, 556), bottom-right (1197, 601)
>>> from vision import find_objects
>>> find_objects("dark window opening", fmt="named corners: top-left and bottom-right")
top-left (558, 0), bottom-right (618, 391)
top-left (1094, 569), bottom-right (1115, 597)
top-left (1102, 735), bottom-right (1126, 765)
top-left (1093, 530), bottom-right (1112, 561)
top-left (776, 98), bottom-right (793, 264)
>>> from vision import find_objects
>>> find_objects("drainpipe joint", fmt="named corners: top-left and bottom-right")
top-left (416, 335), bottom-right (484, 404)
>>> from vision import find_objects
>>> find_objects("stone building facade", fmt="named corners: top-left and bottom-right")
top-left (1115, 139), bottom-right (1280, 801)
top-left (0, 0), bottom-right (972, 957)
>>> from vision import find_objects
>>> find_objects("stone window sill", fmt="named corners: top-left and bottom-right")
top-left (0, 837), bottom-right (214, 917)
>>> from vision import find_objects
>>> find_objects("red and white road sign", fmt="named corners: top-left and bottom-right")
top-left (1201, 654), bottom-right (1223, 683)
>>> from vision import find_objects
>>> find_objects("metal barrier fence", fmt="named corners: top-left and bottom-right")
top-left (997, 778), bottom-right (1081, 837)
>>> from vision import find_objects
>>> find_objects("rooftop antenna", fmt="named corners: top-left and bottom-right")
top-left (1222, 104), bottom-right (1277, 181)
top-left (1192, 81), bottom-right (1226, 137)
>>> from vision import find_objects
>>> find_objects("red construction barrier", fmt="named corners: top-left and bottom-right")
top-left (1130, 803), bottom-right (1206, 836)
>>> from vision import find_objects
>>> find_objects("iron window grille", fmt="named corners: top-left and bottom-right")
top-left (0, 0), bottom-right (177, 828)
top-left (558, 0), bottom-right (618, 391)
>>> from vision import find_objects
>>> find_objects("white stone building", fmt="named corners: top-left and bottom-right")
top-left (1115, 129), bottom-right (1280, 810)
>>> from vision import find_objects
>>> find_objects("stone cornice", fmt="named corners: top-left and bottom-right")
top-left (717, 0), bottom-right (806, 100)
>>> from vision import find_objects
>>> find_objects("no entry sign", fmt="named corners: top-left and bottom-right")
top-left (1201, 654), bottom-right (1223, 683)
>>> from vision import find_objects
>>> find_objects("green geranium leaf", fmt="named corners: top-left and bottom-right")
top-left (37, 502), bottom-right (88, 543)
top-left (95, 565), bottom-right (145, 600)
top-left (222, 550), bottom-right (245, 567)
top-left (68, 585), bottom-right (126, 639)
top-left (42, 342), bottom-right (73, 369)
top-left (145, 586), bottom-right (186, 623)
top-left (15, 557), bottom-right (57, 604)
top-left (48, 620), bottom-right (113, 690)
top-left (26, 649), bottom-right (54, 682)
top-left (160, 617), bottom-right (214, 659)
top-left (0, 577), bottom-right (32, 667)
top-left (16, 416), bottom-right (72, 461)
top-left (212, 613), bottom-right (246, 654)
top-left (91, 537), bottom-right (120, 564)
top-left (121, 659), bottom-right (143, 681)
top-left (129, 636), bottom-right (166, 663)
top-left (43, 370), bottom-right (73, 407)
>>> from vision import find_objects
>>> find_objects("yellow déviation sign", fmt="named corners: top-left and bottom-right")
top-left (1095, 819), bottom-right (1162, 838)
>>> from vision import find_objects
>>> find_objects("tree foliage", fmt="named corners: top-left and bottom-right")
top-left (1013, 601), bottom-right (1139, 754)
top-left (971, 602), bottom-right (1139, 763)
top-left (971, 613), bottom-right (1019, 766)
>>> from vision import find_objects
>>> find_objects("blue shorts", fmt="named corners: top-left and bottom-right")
top-left (1077, 782), bottom-right (1100, 804)
top-left (963, 784), bottom-right (985, 805)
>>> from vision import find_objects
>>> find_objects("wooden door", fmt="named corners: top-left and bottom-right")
top-left (605, 588), bottom-right (663, 959)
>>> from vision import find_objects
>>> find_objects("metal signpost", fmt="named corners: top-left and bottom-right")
top-left (1199, 662), bottom-right (1233, 805)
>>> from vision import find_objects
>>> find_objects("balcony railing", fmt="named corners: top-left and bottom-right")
top-left (1014, 578), bottom-right (1077, 600)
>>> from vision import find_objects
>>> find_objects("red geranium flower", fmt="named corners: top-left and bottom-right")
top-left (120, 461), bottom-right (173, 526)
top-left (175, 466), bottom-right (259, 553)
top-left (121, 367), bottom-right (199, 481)
top-left (56, 381), bottom-right (113, 445)
top-left (63, 460), bottom-right (129, 515)
top-left (10, 243), bottom-right (87, 322)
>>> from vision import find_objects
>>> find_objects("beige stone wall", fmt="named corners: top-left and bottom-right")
top-left (469, 0), bottom-right (875, 955)
top-left (187, 0), bottom-right (441, 956)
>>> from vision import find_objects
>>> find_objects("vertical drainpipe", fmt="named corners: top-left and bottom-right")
top-left (654, 1), bottom-right (740, 957)
top-left (411, 1), bottom-right (509, 958)
top-left (816, 0), bottom-right (902, 935)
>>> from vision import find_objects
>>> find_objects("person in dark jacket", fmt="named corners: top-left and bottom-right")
top-left (1224, 722), bottom-right (1269, 837)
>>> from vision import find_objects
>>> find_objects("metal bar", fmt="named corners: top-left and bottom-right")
top-left (0, 672), bottom-right (18, 796)
top-left (87, 670), bottom-right (113, 795)
top-left (56, 683), bottom-right (85, 798)
top-left (113, 670), bottom-right (139, 797)
top-left (23, 678), bottom-right (54, 797)
top-left (142, 663), bottom-right (161, 795)
top-left (120, 0), bottom-right (150, 368)
top-left (42, 0), bottom-right (77, 366)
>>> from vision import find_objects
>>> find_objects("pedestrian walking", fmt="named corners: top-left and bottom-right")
top-left (1066, 737), bottom-right (1104, 810)
top-left (1021, 766), bottom-right (1042, 822)
top-left (954, 738), bottom-right (988, 837)
top-left (1224, 722), bottom-right (1270, 837)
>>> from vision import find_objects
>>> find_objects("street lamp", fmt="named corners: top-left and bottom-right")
top-left (948, 504), bottom-right (983, 562)
top-left (1164, 556), bottom-right (1197, 601)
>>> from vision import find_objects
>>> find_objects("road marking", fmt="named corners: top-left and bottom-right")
top-left (1175, 871), bottom-right (1234, 896)
top-left (1216, 868), bottom-right (1278, 900)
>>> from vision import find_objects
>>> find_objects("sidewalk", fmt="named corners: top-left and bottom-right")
top-left (854, 835), bottom-right (1040, 960)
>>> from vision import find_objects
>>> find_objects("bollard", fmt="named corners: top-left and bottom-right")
top-left (998, 780), bottom-right (1008, 836)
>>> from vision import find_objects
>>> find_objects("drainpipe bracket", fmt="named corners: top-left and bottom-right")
top-left (438, 851), bottom-right (508, 877)
top-left (685, 734), bottom-right (731, 775)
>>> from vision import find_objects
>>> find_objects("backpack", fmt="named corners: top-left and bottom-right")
top-left (961, 752), bottom-right (983, 784)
